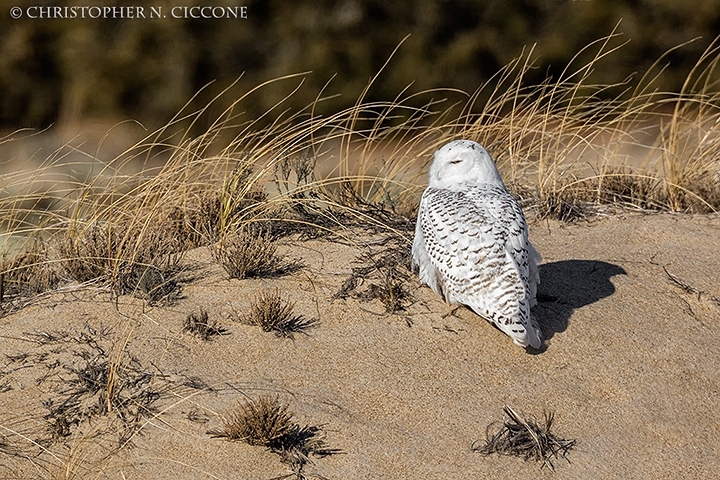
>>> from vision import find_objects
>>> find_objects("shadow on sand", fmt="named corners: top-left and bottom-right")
top-left (533, 260), bottom-right (627, 344)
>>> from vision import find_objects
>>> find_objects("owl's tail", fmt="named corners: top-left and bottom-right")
top-left (511, 321), bottom-right (542, 349)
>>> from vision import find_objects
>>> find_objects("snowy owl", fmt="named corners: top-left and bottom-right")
top-left (412, 140), bottom-right (542, 349)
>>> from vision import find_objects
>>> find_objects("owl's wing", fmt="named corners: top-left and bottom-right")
top-left (527, 242), bottom-right (541, 307)
top-left (417, 185), bottom-right (540, 348)
top-left (490, 190), bottom-right (541, 308)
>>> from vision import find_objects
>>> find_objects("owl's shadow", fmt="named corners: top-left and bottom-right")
top-left (533, 260), bottom-right (627, 344)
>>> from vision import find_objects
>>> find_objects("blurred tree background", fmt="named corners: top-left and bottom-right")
top-left (2, 0), bottom-right (720, 131)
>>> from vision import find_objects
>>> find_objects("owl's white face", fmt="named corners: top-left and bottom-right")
top-left (428, 140), bottom-right (505, 189)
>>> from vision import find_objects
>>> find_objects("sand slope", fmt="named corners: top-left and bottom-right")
top-left (1, 213), bottom-right (719, 479)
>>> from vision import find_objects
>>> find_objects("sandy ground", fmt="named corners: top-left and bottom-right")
top-left (1, 213), bottom-right (719, 479)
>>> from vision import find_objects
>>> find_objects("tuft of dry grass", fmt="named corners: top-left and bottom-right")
top-left (211, 224), bottom-right (302, 279)
top-left (534, 191), bottom-right (588, 222)
top-left (273, 145), bottom-right (317, 194)
top-left (0, 241), bottom-right (59, 315)
top-left (218, 161), bottom-right (271, 240)
top-left (160, 191), bottom-right (223, 249)
top-left (217, 395), bottom-right (294, 446)
top-left (238, 289), bottom-right (318, 338)
top-left (533, 167), bottom-right (665, 220)
top-left (120, 264), bottom-right (181, 304)
top-left (473, 406), bottom-right (575, 471)
top-left (57, 220), bottom-right (183, 304)
top-left (212, 395), bottom-right (339, 479)
top-left (57, 222), bottom-right (120, 284)
top-left (334, 235), bottom-right (413, 313)
top-left (183, 308), bottom-right (228, 340)
top-left (587, 167), bottom-right (658, 208)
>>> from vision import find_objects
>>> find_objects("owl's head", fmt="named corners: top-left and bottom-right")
top-left (428, 140), bottom-right (505, 189)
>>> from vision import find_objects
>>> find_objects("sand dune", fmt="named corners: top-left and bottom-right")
top-left (1, 213), bottom-right (719, 479)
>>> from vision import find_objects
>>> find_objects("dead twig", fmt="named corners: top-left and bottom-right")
top-left (663, 266), bottom-right (720, 308)
top-left (473, 406), bottom-right (575, 471)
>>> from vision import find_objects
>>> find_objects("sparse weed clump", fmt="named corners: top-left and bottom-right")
top-left (218, 395), bottom-right (294, 446)
top-left (587, 167), bottom-right (658, 208)
top-left (183, 308), bottom-right (228, 340)
top-left (532, 166), bottom-right (682, 220)
top-left (20, 325), bottom-right (167, 445)
top-left (238, 289), bottom-right (318, 338)
top-left (334, 235), bottom-right (413, 313)
top-left (473, 406), bottom-right (575, 471)
top-left (121, 264), bottom-right (181, 304)
top-left (0, 241), bottom-right (59, 314)
top-left (212, 224), bottom-right (279, 278)
top-left (212, 395), bottom-right (339, 479)
top-left (212, 224), bottom-right (302, 279)
top-left (57, 219), bottom-right (183, 303)
top-left (161, 191), bottom-right (223, 249)
top-left (57, 222), bottom-right (120, 284)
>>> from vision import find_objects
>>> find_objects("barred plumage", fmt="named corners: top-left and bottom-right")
top-left (412, 140), bottom-right (541, 349)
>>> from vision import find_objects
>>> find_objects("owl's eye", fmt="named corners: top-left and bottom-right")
top-left (449, 160), bottom-right (462, 164)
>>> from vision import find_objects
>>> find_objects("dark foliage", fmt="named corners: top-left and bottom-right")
top-left (334, 235), bottom-right (413, 313)
top-left (183, 308), bottom-right (229, 340)
top-left (473, 406), bottom-right (575, 471)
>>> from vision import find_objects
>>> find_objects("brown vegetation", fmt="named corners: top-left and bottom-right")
top-left (183, 308), bottom-right (228, 340)
top-left (212, 395), bottom-right (339, 479)
top-left (473, 406), bottom-right (575, 471)
top-left (237, 289), bottom-right (318, 338)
